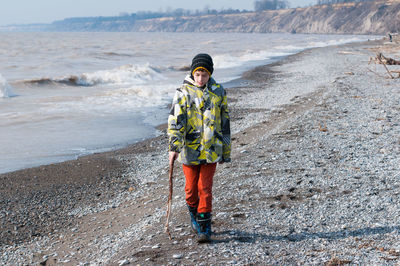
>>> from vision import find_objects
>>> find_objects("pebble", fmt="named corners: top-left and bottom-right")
top-left (173, 254), bottom-right (183, 259)
top-left (2, 38), bottom-right (399, 266)
top-left (118, 259), bottom-right (130, 265)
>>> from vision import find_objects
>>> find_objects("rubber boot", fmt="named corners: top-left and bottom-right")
top-left (197, 212), bottom-right (212, 243)
top-left (187, 205), bottom-right (199, 233)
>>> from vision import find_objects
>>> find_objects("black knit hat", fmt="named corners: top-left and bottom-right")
top-left (190, 53), bottom-right (214, 76)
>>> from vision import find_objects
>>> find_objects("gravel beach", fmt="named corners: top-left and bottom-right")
top-left (1, 36), bottom-right (400, 265)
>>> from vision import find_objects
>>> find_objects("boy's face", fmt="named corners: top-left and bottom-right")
top-left (193, 70), bottom-right (210, 87)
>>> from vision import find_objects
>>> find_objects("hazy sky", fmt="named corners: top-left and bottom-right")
top-left (1, 0), bottom-right (316, 26)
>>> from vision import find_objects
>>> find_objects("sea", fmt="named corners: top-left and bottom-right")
top-left (0, 32), bottom-right (379, 174)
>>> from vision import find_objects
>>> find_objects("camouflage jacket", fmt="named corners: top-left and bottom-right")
top-left (168, 75), bottom-right (231, 165)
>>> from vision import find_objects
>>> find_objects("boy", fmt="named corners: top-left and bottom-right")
top-left (168, 53), bottom-right (231, 243)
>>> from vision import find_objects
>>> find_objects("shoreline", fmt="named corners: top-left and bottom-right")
top-left (3, 36), bottom-right (400, 264)
top-left (1, 34), bottom-right (378, 175)
top-left (0, 39), bottom-right (381, 242)
top-left (0, 41), bottom-right (317, 247)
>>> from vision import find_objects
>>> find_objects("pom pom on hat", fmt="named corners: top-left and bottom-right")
top-left (190, 53), bottom-right (214, 76)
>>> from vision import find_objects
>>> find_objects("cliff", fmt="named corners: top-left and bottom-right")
top-left (3, 1), bottom-right (399, 34)
top-left (130, 1), bottom-right (400, 34)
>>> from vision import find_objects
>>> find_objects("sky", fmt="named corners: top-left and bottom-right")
top-left (0, 0), bottom-right (316, 26)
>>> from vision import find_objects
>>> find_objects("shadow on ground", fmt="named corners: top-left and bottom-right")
top-left (212, 226), bottom-right (400, 244)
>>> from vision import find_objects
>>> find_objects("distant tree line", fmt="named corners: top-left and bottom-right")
top-left (317, 0), bottom-right (375, 5)
top-left (54, 0), bottom-right (317, 27)
top-left (52, 7), bottom-right (251, 26)
top-left (54, 2), bottom-right (299, 27)
top-left (131, 7), bottom-right (250, 20)
top-left (254, 0), bottom-right (290, 11)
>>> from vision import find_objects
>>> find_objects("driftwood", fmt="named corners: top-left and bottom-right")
top-left (369, 52), bottom-right (400, 79)
top-left (373, 53), bottom-right (400, 65)
top-left (165, 157), bottom-right (175, 239)
top-left (377, 55), bottom-right (394, 79)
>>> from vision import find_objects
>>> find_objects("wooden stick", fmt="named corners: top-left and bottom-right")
top-left (377, 53), bottom-right (400, 65)
top-left (165, 158), bottom-right (175, 239)
top-left (376, 54), bottom-right (394, 79)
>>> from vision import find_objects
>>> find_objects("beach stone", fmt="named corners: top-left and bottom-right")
top-left (173, 254), bottom-right (183, 259)
top-left (2, 37), bottom-right (400, 266)
top-left (118, 259), bottom-right (130, 265)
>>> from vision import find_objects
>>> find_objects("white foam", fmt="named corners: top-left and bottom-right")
top-left (307, 37), bottom-right (372, 48)
top-left (82, 84), bottom-right (173, 111)
top-left (213, 54), bottom-right (243, 68)
top-left (0, 74), bottom-right (15, 98)
top-left (273, 44), bottom-right (305, 52)
top-left (39, 83), bottom-right (177, 116)
top-left (214, 50), bottom-right (293, 69)
top-left (57, 64), bottom-right (165, 86)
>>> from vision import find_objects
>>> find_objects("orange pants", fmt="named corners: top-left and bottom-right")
top-left (182, 163), bottom-right (216, 213)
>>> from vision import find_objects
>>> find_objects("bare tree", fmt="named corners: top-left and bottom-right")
top-left (254, 0), bottom-right (289, 11)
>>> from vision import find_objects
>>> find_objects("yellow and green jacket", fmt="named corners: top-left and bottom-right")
top-left (168, 75), bottom-right (231, 165)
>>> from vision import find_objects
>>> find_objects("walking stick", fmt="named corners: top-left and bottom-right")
top-left (165, 156), bottom-right (175, 239)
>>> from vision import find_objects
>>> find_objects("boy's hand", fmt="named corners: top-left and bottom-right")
top-left (169, 151), bottom-right (179, 164)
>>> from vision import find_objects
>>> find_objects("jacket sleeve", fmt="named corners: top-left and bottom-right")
top-left (221, 89), bottom-right (231, 162)
top-left (168, 88), bottom-right (187, 153)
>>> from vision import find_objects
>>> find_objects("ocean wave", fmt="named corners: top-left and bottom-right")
top-left (169, 65), bottom-right (191, 72)
top-left (273, 44), bottom-right (304, 52)
top-left (103, 51), bottom-right (135, 57)
top-left (307, 37), bottom-right (370, 48)
top-left (24, 64), bottom-right (165, 87)
top-left (213, 36), bottom-right (373, 70)
top-left (0, 74), bottom-right (15, 98)
top-left (36, 83), bottom-right (176, 117)
top-left (214, 50), bottom-right (292, 69)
